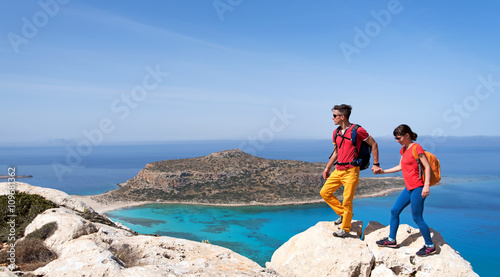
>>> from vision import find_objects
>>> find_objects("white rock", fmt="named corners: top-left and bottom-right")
top-left (268, 220), bottom-right (478, 277)
top-left (363, 222), bottom-right (479, 277)
top-left (23, 201), bottom-right (277, 276)
top-left (371, 265), bottom-right (397, 277)
top-left (24, 207), bottom-right (98, 253)
top-left (33, 237), bottom-right (124, 277)
top-left (0, 267), bottom-right (17, 277)
top-left (268, 220), bottom-right (373, 277)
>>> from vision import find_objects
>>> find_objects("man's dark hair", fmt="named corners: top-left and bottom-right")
top-left (332, 104), bottom-right (352, 119)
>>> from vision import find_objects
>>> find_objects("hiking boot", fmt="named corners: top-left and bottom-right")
top-left (376, 237), bottom-right (397, 248)
top-left (416, 245), bottom-right (437, 256)
top-left (333, 229), bottom-right (347, 238)
top-left (334, 216), bottom-right (343, 225)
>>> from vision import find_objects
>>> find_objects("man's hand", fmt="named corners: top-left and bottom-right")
top-left (323, 168), bottom-right (331, 179)
top-left (372, 165), bottom-right (382, 174)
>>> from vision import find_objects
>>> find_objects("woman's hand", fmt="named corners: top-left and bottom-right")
top-left (422, 185), bottom-right (430, 198)
top-left (373, 168), bottom-right (384, 174)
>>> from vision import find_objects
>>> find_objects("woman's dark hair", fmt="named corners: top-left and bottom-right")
top-left (393, 124), bottom-right (418, 141)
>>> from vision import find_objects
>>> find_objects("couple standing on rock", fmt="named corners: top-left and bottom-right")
top-left (320, 104), bottom-right (436, 257)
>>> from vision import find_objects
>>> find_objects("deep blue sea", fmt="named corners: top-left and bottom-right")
top-left (1, 137), bottom-right (499, 276)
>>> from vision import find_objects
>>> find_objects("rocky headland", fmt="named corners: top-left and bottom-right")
top-left (83, 149), bottom-right (405, 211)
top-left (0, 182), bottom-right (478, 276)
top-left (0, 175), bottom-right (32, 180)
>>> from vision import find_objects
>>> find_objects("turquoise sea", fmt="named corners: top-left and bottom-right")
top-left (2, 137), bottom-right (499, 276)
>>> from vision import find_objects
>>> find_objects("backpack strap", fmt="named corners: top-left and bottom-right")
top-left (329, 127), bottom-right (342, 159)
top-left (351, 124), bottom-right (360, 157)
top-left (335, 124), bottom-right (360, 166)
top-left (334, 126), bottom-right (341, 146)
top-left (412, 143), bottom-right (424, 180)
top-left (412, 143), bottom-right (419, 160)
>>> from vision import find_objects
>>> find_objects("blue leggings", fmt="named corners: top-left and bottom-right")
top-left (389, 186), bottom-right (433, 246)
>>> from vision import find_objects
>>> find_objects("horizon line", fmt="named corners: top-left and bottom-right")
top-left (1, 135), bottom-right (499, 148)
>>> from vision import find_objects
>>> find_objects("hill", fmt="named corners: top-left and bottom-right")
top-left (91, 149), bottom-right (404, 206)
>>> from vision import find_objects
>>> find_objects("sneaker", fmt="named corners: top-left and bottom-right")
top-left (376, 237), bottom-right (397, 248)
top-left (416, 245), bottom-right (436, 256)
top-left (333, 229), bottom-right (347, 238)
top-left (334, 216), bottom-right (343, 225)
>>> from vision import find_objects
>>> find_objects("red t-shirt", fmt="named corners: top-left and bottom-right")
top-left (333, 125), bottom-right (369, 170)
top-left (400, 143), bottom-right (425, 190)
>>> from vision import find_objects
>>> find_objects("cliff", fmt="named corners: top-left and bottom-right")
top-left (0, 182), bottom-right (478, 276)
top-left (90, 149), bottom-right (404, 206)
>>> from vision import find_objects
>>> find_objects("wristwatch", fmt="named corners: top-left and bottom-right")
top-left (373, 163), bottom-right (380, 166)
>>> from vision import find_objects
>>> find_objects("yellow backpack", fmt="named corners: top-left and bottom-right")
top-left (412, 144), bottom-right (441, 186)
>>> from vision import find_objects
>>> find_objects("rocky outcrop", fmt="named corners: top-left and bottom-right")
top-left (92, 149), bottom-right (405, 206)
top-left (363, 221), bottom-right (478, 277)
top-left (267, 221), bottom-right (478, 277)
top-left (1, 182), bottom-right (277, 276)
top-left (268, 221), bottom-right (373, 277)
top-left (26, 208), bottom-right (277, 277)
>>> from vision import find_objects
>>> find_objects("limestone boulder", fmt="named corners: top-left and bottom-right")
top-left (267, 220), bottom-right (373, 277)
top-left (33, 237), bottom-right (124, 277)
top-left (0, 267), bottom-right (17, 277)
top-left (363, 221), bottom-right (479, 277)
top-left (24, 207), bottom-right (98, 252)
top-left (267, 220), bottom-right (478, 277)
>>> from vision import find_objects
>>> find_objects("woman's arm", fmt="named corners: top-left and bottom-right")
top-left (419, 153), bottom-right (431, 198)
top-left (375, 156), bottom-right (402, 174)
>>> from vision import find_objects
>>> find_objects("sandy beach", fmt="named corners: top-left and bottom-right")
top-left (71, 195), bottom-right (153, 213)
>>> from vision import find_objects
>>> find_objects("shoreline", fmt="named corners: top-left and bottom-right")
top-left (72, 187), bottom-right (404, 214)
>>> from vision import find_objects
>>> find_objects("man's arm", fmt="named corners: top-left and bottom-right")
top-left (323, 148), bottom-right (337, 179)
top-left (365, 136), bottom-right (381, 173)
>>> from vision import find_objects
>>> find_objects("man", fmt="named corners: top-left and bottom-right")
top-left (320, 104), bottom-right (381, 238)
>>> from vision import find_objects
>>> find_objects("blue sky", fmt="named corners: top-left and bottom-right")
top-left (1, 0), bottom-right (499, 146)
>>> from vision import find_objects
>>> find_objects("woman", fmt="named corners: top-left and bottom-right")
top-left (374, 124), bottom-right (436, 256)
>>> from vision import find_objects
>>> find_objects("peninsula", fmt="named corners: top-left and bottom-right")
top-left (79, 149), bottom-right (405, 212)
top-left (0, 175), bottom-right (32, 179)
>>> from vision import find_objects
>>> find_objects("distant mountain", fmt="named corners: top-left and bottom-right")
top-left (93, 149), bottom-right (404, 205)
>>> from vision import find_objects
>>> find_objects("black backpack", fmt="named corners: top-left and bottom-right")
top-left (333, 124), bottom-right (372, 170)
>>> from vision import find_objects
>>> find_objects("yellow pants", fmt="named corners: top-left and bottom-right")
top-left (320, 166), bottom-right (360, 232)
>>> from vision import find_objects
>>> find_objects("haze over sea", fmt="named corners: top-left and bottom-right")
top-left (2, 137), bottom-right (499, 276)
